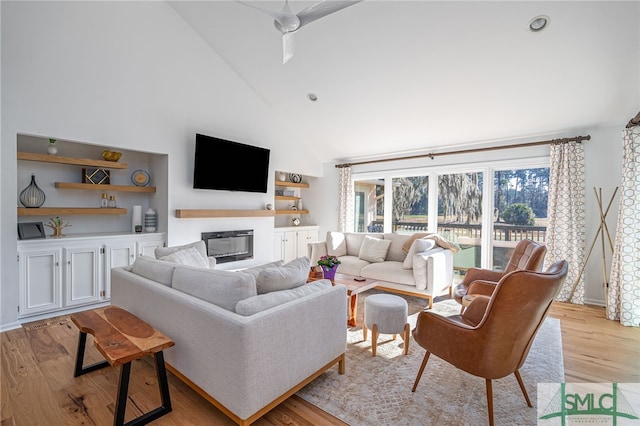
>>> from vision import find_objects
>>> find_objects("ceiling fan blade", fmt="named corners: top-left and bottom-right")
top-left (236, 0), bottom-right (297, 32)
top-left (297, 0), bottom-right (364, 28)
top-left (282, 32), bottom-right (295, 64)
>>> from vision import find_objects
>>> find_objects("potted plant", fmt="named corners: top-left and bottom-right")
top-left (317, 255), bottom-right (341, 280)
top-left (47, 138), bottom-right (58, 155)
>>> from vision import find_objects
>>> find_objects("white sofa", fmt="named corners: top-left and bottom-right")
top-left (308, 231), bottom-right (454, 308)
top-left (110, 254), bottom-right (347, 426)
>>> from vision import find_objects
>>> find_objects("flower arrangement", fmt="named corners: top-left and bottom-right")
top-left (318, 255), bottom-right (341, 269)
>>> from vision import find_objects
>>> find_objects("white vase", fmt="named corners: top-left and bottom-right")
top-left (277, 172), bottom-right (287, 182)
top-left (144, 208), bottom-right (157, 232)
top-left (47, 145), bottom-right (58, 155)
top-left (132, 205), bottom-right (142, 232)
top-left (297, 199), bottom-right (303, 210)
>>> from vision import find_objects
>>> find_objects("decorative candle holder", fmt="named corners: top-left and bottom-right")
top-left (19, 174), bottom-right (46, 208)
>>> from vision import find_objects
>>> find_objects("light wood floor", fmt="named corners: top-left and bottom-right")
top-left (1, 301), bottom-right (638, 426)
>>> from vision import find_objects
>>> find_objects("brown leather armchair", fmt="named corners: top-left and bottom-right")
top-left (411, 260), bottom-right (568, 426)
top-left (453, 239), bottom-right (547, 308)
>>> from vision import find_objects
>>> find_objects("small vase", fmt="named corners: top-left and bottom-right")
top-left (47, 144), bottom-right (58, 155)
top-left (322, 265), bottom-right (338, 280)
top-left (19, 174), bottom-right (46, 208)
top-left (144, 208), bottom-right (157, 232)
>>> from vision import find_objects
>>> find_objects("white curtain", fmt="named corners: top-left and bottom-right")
top-left (546, 141), bottom-right (586, 304)
top-left (338, 166), bottom-right (354, 232)
top-left (607, 124), bottom-right (640, 326)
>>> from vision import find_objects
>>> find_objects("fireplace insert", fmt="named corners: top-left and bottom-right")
top-left (201, 230), bottom-right (253, 264)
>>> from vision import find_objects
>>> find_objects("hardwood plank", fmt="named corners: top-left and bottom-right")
top-left (2, 301), bottom-right (637, 426)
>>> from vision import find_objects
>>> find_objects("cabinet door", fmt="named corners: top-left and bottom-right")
top-left (283, 231), bottom-right (297, 263)
top-left (104, 241), bottom-right (136, 300)
top-left (296, 229), bottom-right (319, 258)
top-left (18, 249), bottom-right (62, 318)
top-left (137, 238), bottom-right (165, 257)
top-left (64, 246), bottom-right (101, 307)
top-left (274, 232), bottom-right (285, 261)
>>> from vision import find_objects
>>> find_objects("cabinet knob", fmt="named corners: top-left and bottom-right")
top-left (67, 260), bottom-right (71, 265)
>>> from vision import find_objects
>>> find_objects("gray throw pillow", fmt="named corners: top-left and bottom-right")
top-left (242, 260), bottom-right (285, 279)
top-left (159, 246), bottom-right (209, 268)
top-left (130, 256), bottom-right (176, 286)
top-left (235, 280), bottom-right (331, 316)
top-left (256, 256), bottom-right (310, 294)
top-left (172, 266), bottom-right (257, 311)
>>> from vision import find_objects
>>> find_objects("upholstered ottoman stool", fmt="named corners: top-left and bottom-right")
top-left (363, 294), bottom-right (410, 357)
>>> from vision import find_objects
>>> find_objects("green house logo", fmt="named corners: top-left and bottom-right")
top-left (538, 383), bottom-right (640, 425)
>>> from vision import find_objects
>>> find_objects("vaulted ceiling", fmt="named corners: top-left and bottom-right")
top-left (169, 1), bottom-right (639, 163)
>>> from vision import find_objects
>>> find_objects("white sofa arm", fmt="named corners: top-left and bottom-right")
top-left (412, 248), bottom-right (454, 294)
top-left (307, 241), bottom-right (328, 265)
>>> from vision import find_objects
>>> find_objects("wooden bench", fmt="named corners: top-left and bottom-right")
top-left (71, 306), bottom-right (175, 426)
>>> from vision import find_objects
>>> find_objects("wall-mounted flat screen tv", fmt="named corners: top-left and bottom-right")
top-left (193, 133), bottom-right (270, 193)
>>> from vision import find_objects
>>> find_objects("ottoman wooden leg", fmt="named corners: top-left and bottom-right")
top-left (402, 323), bottom-right (410, 355)
top-left (371, 324), bottom-right (378, 357)
top-left (363, 325), bottom-right (368, 341)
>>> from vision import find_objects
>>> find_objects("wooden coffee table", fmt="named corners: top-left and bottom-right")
top-left (308, 271), bottom-right (378, 327)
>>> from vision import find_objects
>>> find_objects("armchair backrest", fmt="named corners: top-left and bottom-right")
top-left (504, 239), bottom-right (547, 274)
top-left (464, 260), bottom-right (568, 379)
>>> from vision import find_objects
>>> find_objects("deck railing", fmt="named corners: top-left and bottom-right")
top-left (367, 220), bottom-right (547, 243)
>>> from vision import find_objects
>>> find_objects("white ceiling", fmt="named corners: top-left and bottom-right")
top-left (169, 1), bottom-right (639, 163)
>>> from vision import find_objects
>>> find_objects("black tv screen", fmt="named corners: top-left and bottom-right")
top-left (193, 133), bottom-right (270, 193)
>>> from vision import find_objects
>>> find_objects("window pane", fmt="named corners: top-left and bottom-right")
top-left (354, 178), bottom-right (384, 232)
top-left (492, 168), bottom-right (548, 270)
top-left (437, 172), bottom-right (483, 273)
top-left (391, 176), bottom-right (428, 234)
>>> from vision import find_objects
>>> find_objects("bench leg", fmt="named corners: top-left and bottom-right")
top-left (113, 351), bottom-right (172, 426)
top-left (74, 331), bottom-right (109, 377)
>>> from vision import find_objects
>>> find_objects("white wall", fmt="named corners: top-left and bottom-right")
top-left (1, 1), bottom-right (324, 329)
top-left (308, 126), bottom-right (626, 306)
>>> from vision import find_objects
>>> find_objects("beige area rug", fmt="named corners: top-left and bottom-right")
top-left (296, 290), bottom-right (564, 426)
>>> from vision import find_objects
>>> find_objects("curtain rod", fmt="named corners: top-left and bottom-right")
top-left (334, 134), bottom-right (591, 168)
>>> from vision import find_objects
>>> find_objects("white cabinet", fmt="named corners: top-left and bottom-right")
top-left (18, 248), bottom-right (62, 317)
top-left (274, 226), bottom-right (319, 263)
top-left (63, 245), bottom-right (101, 307)
top-left (18, 232), bottom-right (166, 319)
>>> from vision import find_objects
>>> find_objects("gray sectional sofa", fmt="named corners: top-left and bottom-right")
top-left (110, 253), bottom-right (347, 426)
top-left (308, 231), bottom-right (455, 308)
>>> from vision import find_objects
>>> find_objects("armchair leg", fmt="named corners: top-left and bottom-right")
top-left (485, 379), bottom-right (494, 426)
top-left (514, 370), bottom-right (532, 407)
top-left (411, 351), bottom-right (431, 392)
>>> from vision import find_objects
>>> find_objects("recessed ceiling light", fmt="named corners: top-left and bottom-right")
top-left (307, 93), bottom-right (318, 102)
top-left (529, 15), bottom-right (550, 32)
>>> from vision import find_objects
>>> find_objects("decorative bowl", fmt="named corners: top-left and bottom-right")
top-left (102, 150), bottom-right (122, 162)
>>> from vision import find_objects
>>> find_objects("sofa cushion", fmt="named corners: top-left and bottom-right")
top-left (256, 256), bottom-right (310, 294)
top-left (336, 255), bottom-right (370, 276)
top-left (158, 245), bottom-right (210, 268)
top-left (402, 239), bottom-right (437, 269)
top-left (383, 233), bottom-right (411, 262)
top-left (235, 280), bottom-right (331, 316)
top-left (172, 267), bottom-right (257, 311)
top-left (242, 260), bottom-right (285, 279)
top-left (155, 240), bottom-right (209, 265)
top-left (345, 233), bottom-right (375, 256)
top-left (401, 233), bottom-right (460, 253)
top-left (130, 256), bottom-right (176, 286)
top-left (326, 232), bottom-right (347, 257)
top-left (361, 261), bottom-right (416, 286)
top-left (359, 236), bottom-right (392, 263)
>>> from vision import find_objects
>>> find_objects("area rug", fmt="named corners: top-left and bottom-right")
top-left (296, 291), bottom-right (564, 426)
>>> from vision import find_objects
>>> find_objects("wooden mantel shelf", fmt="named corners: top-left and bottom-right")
top-left (175, 209), bottom-right (276, 219)
top-left (55, 182), bottom-right (156, 193)
top-left (17, 152), bottom-right (128, 169)
top-left (18, 207), bottom-right (128, 216)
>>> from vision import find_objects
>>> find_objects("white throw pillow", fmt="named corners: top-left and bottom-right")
top-left (256, 256), bottom-right (310, 294)
top-left (326, 231), bottom-right (347, 257)
top-left (130, 256), bottom-right (176, 286)
top-left (159, 246), bottom-right (209, 269)
top-left (155, 240), bottom-right (209, 266)
top-left (235, 280), bottom-right (331, 316)
top-left (402, 238), bottom-right (437, 269)
top-left (358, 236), bottom-right (392, 263)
